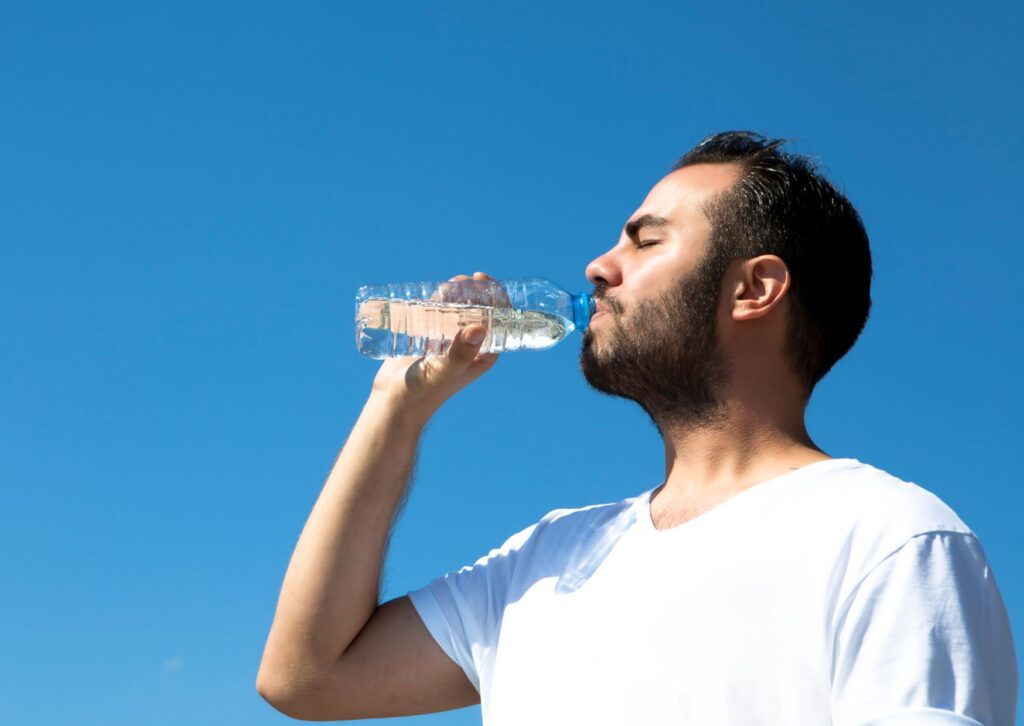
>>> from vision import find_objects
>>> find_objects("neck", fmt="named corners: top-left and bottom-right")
top-left (652, 395), bottom-right (829, 506)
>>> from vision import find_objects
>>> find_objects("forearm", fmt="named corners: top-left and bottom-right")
top-left (259, 390), bottom-right (430, 682)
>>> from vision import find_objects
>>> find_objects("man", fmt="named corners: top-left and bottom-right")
top-left (257, 132), bottom-right (1018, 724)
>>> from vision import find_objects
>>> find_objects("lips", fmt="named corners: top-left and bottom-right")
top-left (591, 301), bottom-right (612, 324)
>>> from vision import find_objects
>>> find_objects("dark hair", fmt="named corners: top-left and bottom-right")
top-left (674, 131), bottom-right (873, 400)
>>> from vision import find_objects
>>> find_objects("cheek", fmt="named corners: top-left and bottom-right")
top-left (627, 250), bottom-right (691, 297)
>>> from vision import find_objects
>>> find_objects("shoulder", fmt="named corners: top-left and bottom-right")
top-left (485, 491), bottom-right (645, 562)
top-left (792, 459), bottom-right (978, 582)
top-left (536, 493), bottom-right (642, 531)
top-left (808, 459), bottom-right (972, 538)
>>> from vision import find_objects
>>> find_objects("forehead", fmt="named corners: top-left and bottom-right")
top-left (633, 163), bottom-right (743, 225)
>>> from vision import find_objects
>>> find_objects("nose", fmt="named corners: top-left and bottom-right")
top-left (585, 247), bottom-right (622, 289)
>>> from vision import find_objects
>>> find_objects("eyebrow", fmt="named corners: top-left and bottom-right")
top-left (624, 214), bottom-right (670, 242)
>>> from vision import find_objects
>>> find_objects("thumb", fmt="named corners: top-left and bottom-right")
top-left (446, 324), bottom-right (487, 365)
top-left (411, 323), bottom-right (496, 405)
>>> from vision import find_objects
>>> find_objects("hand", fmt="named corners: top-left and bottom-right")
top-left (370, 272), bottom-right (501, 420)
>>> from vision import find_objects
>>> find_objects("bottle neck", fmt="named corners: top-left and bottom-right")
top-left (572, 293), bottom-right (596, 331)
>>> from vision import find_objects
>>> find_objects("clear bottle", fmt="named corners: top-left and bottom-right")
top-left (354, 277), bottom-right (595, 359)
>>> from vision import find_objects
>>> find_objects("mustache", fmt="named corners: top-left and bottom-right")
top-left (592, 284), bottom-right (624, 315)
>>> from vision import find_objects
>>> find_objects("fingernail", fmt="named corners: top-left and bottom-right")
top-left (465, 327), bottom-right (485, 345)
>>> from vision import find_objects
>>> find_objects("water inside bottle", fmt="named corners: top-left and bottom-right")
top-left (356, 298), bottom-right (573, 358)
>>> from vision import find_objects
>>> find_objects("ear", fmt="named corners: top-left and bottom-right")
top-left (729, 255), bottom-right (791, 322)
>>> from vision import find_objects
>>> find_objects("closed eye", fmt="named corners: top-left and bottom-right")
top-left (636, 239), bottom-right (660, 249)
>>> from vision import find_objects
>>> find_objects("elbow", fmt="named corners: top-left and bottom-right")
top-left (256, 664), bottom-right (350, 722)
top-left (255, 665), bottom-right (318, 721)
top-left (255, 670), bottom-right (301, 720)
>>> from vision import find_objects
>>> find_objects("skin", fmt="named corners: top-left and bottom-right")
top-left (582, 162), bottom-right (830, 528)
top-left (256, 164), bottom-right (833, 719)
top-left (257, 280), bottom-right (496, 719)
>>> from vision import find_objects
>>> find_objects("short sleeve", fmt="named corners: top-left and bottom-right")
top-left (831, 531), bottom-right (1018, 726)
top-left (407, 521), bottom-right (538, 692)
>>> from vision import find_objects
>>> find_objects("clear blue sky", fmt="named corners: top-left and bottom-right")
top-left (2, 2), bottom-right (1021, 724)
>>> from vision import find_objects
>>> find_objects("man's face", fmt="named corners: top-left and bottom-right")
top-left (579, 163), bottom-right (742, 430)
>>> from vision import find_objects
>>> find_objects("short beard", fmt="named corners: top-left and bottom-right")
top-left (579, 254), bottom-right (733, 435)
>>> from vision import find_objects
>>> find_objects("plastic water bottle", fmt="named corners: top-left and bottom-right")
top-left (354, 277), bottom-right (595, 359)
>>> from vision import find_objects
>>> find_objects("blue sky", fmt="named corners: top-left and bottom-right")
top-left (2, 2), bottom-right (1021, 724)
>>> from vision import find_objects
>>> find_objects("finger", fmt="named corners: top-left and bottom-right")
top-left (467, 272), bottom-right (507, 305)
top-left (468, 352), bottom-right (500, 371)
top-left (436, 275), bottom-right (471, 303)
top-left (445, 324), bottom-right (488, 366)
top-left (461, 352), bottom-right (499, 383)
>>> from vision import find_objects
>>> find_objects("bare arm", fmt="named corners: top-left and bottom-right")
top-left (256, 273), bottom-right (499, 720)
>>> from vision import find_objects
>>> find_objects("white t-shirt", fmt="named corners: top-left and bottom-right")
top-left (408, 458), bottom-right (1018, 725)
